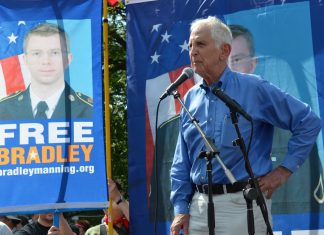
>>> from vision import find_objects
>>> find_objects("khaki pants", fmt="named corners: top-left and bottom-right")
top-left (189, 191), bottom-right (272, 235)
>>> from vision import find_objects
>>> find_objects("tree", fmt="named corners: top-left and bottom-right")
top-left (106, 3), bottom-right (128, 195)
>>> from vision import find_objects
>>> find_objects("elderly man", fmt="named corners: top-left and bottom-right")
top-left (170, 16), bottom-right (321, 235)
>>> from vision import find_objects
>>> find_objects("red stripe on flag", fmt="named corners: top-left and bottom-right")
top-left (1, 56), bottom-right (26, 95)
top-left (169, 65), bottom-right (195, 113)
top-left (145, 103), bottom-right (154, 205)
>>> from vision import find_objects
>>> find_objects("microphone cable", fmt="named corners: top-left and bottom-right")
top-left (153, 98), bottom-right (162, 235)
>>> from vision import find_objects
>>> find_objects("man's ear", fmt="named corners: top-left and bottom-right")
top-left (64, 53), bottom-right (73, 69)
top-left (220, 43), bottom-right (231, 61)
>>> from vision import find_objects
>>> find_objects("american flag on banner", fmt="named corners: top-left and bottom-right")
top-left (128, 1), bottom-right (324, 234)
top-left (144, 21), bottom-right (202, 196)
top-left (0, 21), bottom-right (42, 99)
top-left (126, 3), bottom-right (230, 232)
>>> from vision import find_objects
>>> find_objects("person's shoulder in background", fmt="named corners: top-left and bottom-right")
top-left (0, 221), bottom-right (13, 235)
top-left (85, 224), bottom-right (118, 235)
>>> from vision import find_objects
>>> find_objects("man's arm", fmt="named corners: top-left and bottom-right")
top-left (108, 178), bottom-right (129, 221)
top-left (170, 127), bottom-right (193, 215)
top-left (58, 214), bottom-right (74, 235)
top-left (256, 79), bottom-right (321, 197)
top-left (170, 118), bottom-right (194, 235)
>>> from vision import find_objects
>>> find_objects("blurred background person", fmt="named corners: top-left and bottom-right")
top-left (14, 216), bottom-right (29, 233)
top-left (15, 213), bottom-right (74, 235)
top-left (0, 221), bottom-right (12, 235)
top-left (28, 215), bottom-right (39, 225)
top-left (0, 216), bottom-right (21, 233)
top-left (86, 179), bottom-right (129, 235)
top-left (74, 220), bottom-right (90, 235)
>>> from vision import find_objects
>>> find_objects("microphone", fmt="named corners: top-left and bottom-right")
top-left (212, 88), bottom-right (252, 121)
top-left (159, 67), bottom-right (194, 100)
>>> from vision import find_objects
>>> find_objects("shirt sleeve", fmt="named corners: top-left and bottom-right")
top-left (170, 115), bottom-right (194, 215)
top-left (255, 79), bottom-right (321, 172)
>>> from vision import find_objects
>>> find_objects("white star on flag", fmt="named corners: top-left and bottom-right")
top-left (151, 24), bottom-right (162, 33)
top-left (151, 51), bottom-right (160, 63)
top-left (8, 33), bottom-right (18, 44)
top-left (161, 31), bottom-right (171, 43)
top-left (179, 40), bottom-right (189, 53)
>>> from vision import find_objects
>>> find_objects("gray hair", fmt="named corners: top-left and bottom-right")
top-left (190, 16), bottom-right (232, 48)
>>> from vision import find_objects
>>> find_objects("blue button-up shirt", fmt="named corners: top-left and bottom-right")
top-left (170, 67), bottom-right (321, 215)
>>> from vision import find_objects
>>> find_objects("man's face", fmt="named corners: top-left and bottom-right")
top-left (229, 35), bottom-right (256, 74)
top-left (38, 213), bottom-right (53, 224)
top-left (189, 25), bottom-right (226, 83)
top-left (24, 34), bottom-right (72, 86)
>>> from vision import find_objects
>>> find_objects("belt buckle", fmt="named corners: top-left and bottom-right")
top-left (202, 184), bottom-right (208, 194)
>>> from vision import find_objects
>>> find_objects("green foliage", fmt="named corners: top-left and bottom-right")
top-left (107, 3), bottom-right (128, 196)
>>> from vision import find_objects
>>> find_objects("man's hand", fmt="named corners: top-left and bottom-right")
top-left (48, 226), bottom-right (60, 235)
top-left (170, 214), bottom-right (190, 235)
top-left (258, 166), bottom-right (292, 199)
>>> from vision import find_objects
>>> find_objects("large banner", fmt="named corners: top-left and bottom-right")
top-left (0, 0), bottom-right (107, 214)
top-left (126, 0), bottom-right (324, 234)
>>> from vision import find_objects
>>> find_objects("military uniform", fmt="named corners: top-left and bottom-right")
top-left (0, 84), bottom-right (93, 120)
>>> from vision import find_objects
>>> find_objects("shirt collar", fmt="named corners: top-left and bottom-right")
top-left (30, 84), bottom-right (65, 117)
top-left (199, 66), bottom-right (232, 92)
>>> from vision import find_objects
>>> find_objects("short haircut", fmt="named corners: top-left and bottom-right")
top-left (190, 16), bottom-right (232, 48)
top-left (229, 24), bottom-right (255, 56)
top-left (23, 22), bottom-right (70, 53)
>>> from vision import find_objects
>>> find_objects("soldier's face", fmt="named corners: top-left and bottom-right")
top-left (229, 35), bottom-right (257, 74)
top-left (24, 34), bottom-right (72, 86)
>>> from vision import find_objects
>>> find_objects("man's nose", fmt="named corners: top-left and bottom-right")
top-left (41, 54), bottom-right (52, 63)
top-left (190, 46), bottom-right (198, 56)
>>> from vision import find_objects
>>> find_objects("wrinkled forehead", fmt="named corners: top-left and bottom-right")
top-left (191, 24), bottom-right (211, 35)
top-left (189, 25), bottom-right (212, 41)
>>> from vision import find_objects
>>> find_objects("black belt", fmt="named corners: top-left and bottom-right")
top-left (195, 182), bottom-right (248, 194)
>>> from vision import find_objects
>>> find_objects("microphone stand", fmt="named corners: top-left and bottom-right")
top-left (172, 90), bottom-right (237, 235)
top-left (229, 110), bottom-right (273, 235)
